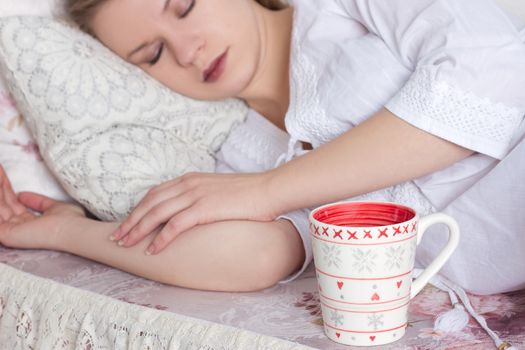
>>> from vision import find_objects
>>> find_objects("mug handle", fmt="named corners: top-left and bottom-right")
top-left (410, 213), bottom-right (460, 299)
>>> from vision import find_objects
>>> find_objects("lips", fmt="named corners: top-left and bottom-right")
top-left (203, 50), bottom-right (228, 83)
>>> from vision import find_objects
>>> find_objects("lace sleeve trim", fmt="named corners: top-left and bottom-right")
top-left (386, 67), bottom-right (524, 159)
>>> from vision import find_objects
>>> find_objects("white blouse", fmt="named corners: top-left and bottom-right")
top-left (215, 0), bottom-right (525, 292)
top-left (285, 0), bottom-right (525, 211)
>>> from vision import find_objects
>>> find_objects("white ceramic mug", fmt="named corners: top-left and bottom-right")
top-left (310, 201), bottom-right (460, 346)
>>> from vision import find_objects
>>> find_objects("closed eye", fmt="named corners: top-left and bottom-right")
top-left (180, 0), bottom-right (195, 18)
top-left (148, 44), bottom-right (164, 66)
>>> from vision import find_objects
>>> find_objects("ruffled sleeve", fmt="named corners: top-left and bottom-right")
top-left (335, 0), bottom-right (525, 159)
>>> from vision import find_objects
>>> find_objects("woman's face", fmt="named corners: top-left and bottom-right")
top-left (91, 0), bottom-right (262, 100)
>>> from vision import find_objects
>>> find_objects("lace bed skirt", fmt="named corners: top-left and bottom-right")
top-left (0, 263), bottom-right (311, 350)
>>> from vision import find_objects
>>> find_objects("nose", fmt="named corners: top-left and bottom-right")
top-left (167, 32), bottom-right (205, 68)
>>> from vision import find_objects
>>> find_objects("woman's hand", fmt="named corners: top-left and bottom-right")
top-left (0, 166), bottom-right (86, 250)
top-left (110, 172), bottom-right (278, 255)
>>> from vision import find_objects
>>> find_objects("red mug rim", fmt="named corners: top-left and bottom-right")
top-left (310, 201), bottom-right (416, 228)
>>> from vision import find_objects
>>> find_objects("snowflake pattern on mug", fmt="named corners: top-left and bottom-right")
top-left (367, 314), bottom-right (385, 330)
top-left (384, 246), bottom-right (405, 270)
top-left (329, 309), bottom-right (344, 327)
top-left (352, 248), bottom-right (378, 273)
top-left (322, 245), bottom-right (342, 269)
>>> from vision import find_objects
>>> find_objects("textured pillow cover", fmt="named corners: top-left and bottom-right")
top-left (0, 16), bottom-right (247, 221)
top-left (0, 78), bottom-right (71, 201)
top-left (0, 2), bottom-right (72, 201)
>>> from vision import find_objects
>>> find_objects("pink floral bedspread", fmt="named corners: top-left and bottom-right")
top-left (1, 246), bottom-right (524, 350)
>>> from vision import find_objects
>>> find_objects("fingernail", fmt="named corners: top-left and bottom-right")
top-left (108, 234), bottom-right (116, 242)
top-left (145, 246), bottom-right (154, 256)
top-left (117, 239), bottom-right (125, 247)
top-left (113, 228), bottom-right (121, 240)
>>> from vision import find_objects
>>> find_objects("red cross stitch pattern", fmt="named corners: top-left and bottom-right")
top-left (377, 228), bottom-right (389, 238)
top-left (347, 230), bottom-right (358, 240)
top-left (393, 226), bottom-right (401, 236)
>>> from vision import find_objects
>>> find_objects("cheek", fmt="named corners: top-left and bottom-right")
top-left (238, 34), bottom-right (261, 82)
top-left (220, 20), bottom-right (261, 86)
top-left (145, 67), bottom-right (190, 94)
top-left (149, 52), bottom-right (198, 90)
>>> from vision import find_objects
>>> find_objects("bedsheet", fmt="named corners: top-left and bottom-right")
top-left (1, 246), bottom-right (524, 349)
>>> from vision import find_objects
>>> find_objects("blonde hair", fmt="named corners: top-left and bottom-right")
top-left (64, 0), bottom-right (288, 34)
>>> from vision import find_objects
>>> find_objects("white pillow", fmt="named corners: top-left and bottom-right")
top-left (0, 78), bottom-right (71, 201)
top-left (0, 0), bottom-right (72, 201)
top-left (0, 0), bottom-right (56, 17)
top-left (0, 16), bottom-right (247, 221)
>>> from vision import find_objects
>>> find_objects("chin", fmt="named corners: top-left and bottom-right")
top-left (229, 70), bottom-right (257, 99)
top-left (209, 81), bottom-right (251, 101)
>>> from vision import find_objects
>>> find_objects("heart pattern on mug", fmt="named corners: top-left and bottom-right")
top-left (397, 281), bottom-right (403, 288)
top-left (371, 293), bottom-right (380, 301)
top-left (337, 281), bottom-right (344, 290)
top-left (370, 336), bottom-right (376, 341)
top-left (336, 332), bottom-right (341, 338)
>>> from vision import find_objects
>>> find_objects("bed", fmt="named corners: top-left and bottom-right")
top-left (1, 0), bottom-right (525, 349)
top-left (1, 246), bottom-right (524, 349)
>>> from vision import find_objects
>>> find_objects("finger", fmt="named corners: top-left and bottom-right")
top-left (1, 171), bottom-right (27, 215)
top-left (145, 207), bottom-right (200, 255)
top-left (0, 173), bottom-right (14, 221)
top-left (148, 176), bottom-right (182, 194)
top-left (0, 165), bottom-right (8, 179)
top-left (120, 193), bottom-right (197, 247)
top-left (18, 192), bottom-right (57, 213)
top-left (114, 182), bottom-right (187, 241)
top-left (146, 172), bottom-right (216, 195)
top-left (3, 182), bottom-right (26, 216)
top-left (0, 196), bottom-right (14, 220)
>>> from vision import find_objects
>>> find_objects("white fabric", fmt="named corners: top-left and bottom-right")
top-left (0, 16), bottom-right (247, 221)
top-left (418, 129), bottom-right (525, 295)
top-left (0, 2), bottom-right (72, 202)
top-left (413, 268), bottom-right (516, 350)
top-left (0, 0), bottom-right (56, 17)
top-left (497, 0), bottom-right (525, 23)
top-left (0, 263), bottom-right (312, 350)
top-left (0, 78), bottom-right (71, 201)
top-left (279, 0), bottom-right (525, 293)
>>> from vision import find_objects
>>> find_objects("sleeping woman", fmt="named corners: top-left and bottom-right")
top-left (1, 0), bottom-right (524, 294)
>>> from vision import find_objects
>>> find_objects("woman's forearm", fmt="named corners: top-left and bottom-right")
top-left (53, 216), bottom-right (303, 292)
top-left (101, 109), bottom-right (473, 257)
top-left (269, 108), bottom-right (474, 213)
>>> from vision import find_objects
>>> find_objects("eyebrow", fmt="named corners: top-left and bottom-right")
top-left (127, 0), bottom-right (172, 59)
